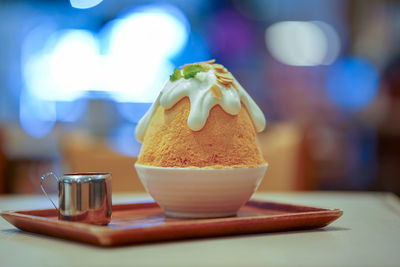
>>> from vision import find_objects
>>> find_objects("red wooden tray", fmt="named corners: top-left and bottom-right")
top-left (1, 200), bottom-right (342, 246)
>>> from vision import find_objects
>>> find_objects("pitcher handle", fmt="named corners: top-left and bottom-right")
top-left (40, 172), bottom-right (59, 210)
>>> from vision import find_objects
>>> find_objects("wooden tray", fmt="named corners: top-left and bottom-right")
top-left (1, 200), bottom-right (342, 246)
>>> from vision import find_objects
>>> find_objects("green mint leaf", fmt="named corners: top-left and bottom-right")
top-left (169, 68), bottom-right (182, 82)
top-left (183, 64), bottom-right (205, 79)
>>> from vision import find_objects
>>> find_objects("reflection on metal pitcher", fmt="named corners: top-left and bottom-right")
top-left (41, 172), bottom-right (112, 225)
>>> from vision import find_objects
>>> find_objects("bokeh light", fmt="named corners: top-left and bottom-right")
top-left (313, 21), bottom-right (341, 65)
top-left (23, 4), bottom-right (190, 104)
top-left (265, 21), bottom-right (340, 66)
top-left (23, 29), bottom-right (99, 102)
top-left (56, 100), bottom-right (88, 122)
top-left (325, 57), bottom-right (379, 111)
top-left (49, 30), bottom-right (100, 99)
top-left (19, 91), bottom-right (56, 138)
top-left (108, 123), bottom-right (142, 157)
top-left (20, 4), bottom-right (190, 137)
top-left (99, 4), bottom-right (190, 102)
top-left (70, 0), bottom-right (103, 9)
top-left (106, 5), bottom-right (189, 59)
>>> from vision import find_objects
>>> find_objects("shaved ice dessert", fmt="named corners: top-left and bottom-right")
top-left (134, 60), bottom-right (268, 218)
top-left (135, 59), bottom-right (266, 168)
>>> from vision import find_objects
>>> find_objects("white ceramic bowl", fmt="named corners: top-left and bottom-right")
top-left (134, 163), bottom-right (268, 218)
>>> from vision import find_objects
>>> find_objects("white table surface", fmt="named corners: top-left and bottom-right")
top-left (0, 192), bottom-right (399, 267)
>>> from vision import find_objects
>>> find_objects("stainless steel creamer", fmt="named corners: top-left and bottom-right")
top-left (40, 172), bottom-right (112, 225)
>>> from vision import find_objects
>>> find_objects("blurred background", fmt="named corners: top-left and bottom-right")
top-left (0, 0), bottom-right (399, 195)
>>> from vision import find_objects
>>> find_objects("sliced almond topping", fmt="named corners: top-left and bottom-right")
top-left (216, 75), bottom-right (233, 81)
top-left (216, 72), bottom-right (234, 80)
top-left (180, 59), bottom-right (215, 69)
top-left (214, 68), bottom-right (228, 74)
top-left (217, 78), bottom-right (232, 87)
top-left (204, 59), bottom-right (216, 64)
top-left (216, 76), bottom-right (234, 84)
top-left (217, 77), bottom-right (231, 83)
top-left (199, 63), bottom-right (211, 71)
top-left (213, 65), bottom-right (228, 73)
top-left (210, 84), bottom-right (222, 99)
top-left (213, 64), bottom-right (225, 69)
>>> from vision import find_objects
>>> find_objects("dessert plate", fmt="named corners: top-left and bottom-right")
top-left (1, 200), bottom-right (342, 246)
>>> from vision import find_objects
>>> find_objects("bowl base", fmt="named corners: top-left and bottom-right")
top-left (164, 210), bottom-right (237, 219)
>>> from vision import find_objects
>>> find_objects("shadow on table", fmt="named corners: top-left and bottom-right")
top-left (0, 225), bottom-right (351, 249)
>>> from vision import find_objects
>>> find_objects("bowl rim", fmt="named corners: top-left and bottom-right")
top-left (134, 162), bottom-right (268, 171)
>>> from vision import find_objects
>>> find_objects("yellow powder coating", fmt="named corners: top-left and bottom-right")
top-left (137, 97), bottom-right (266, 168)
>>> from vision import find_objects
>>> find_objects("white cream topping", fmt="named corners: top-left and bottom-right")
top-left (135, 68), bottom-right (266, 142)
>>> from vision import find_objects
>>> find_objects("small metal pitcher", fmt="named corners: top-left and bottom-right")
top-left (40, 172), bottom-right (112, 225)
